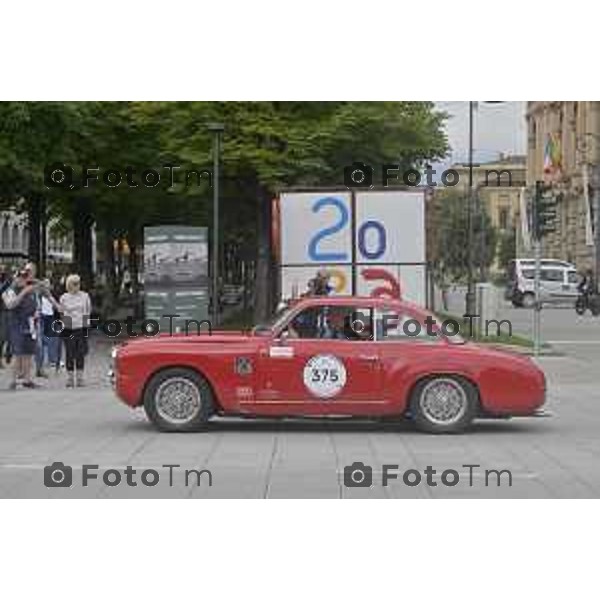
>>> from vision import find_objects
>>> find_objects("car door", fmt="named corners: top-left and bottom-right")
top-left (253, 304), bottom-right (383, 414)
top-left (540, 267), bottom-right (567, 300)
top-left (565, 269), bottom-right (579, 299)
top-left (374, 305), bottom-right (448, 410)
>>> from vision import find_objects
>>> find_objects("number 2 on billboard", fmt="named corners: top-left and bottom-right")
top-left (307, 197), bottom-right (387, 262)
top-left (307, 197), bottom-right (349, 262)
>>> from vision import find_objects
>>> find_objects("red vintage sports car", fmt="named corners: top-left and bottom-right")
top-left (110, 296), bottom-right (546, 433)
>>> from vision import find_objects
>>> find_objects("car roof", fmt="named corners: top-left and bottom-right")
top-left (290, 295), bottom-right (428, 314)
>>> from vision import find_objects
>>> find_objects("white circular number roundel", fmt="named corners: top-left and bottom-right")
top-left (303, 354), bottom-right (347, 399)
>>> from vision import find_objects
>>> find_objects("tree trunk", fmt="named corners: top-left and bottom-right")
top-left (27, 195), bottom-right (43, 269)
top-left (104, 229), bottom-right (118, 299)
top-left (73, 197), bottom-right (94, 288)
top-left (253, 186), bottom-right (274, 322)
top-left (129, 241), bottom-right (140, 315)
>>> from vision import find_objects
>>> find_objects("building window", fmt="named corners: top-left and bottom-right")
top-left (12, 225), bottom-right (19, 250)
top-left (1, 221), bottom-right (8, 250)
top-left (498, 207), bottom-right (509, 231)
top-left (529, 118), bottom-right (537, 148)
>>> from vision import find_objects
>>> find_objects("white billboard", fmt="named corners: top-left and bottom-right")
top-left (278, 189), bottom-right (426, 304)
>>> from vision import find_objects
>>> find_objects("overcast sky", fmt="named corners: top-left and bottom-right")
top-left (434, 101), bottom-right (526, 165)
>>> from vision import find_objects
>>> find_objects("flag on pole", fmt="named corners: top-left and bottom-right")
top-left (543, 133), bottom-right (561, 175)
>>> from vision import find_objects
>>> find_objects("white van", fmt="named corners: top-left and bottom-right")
top-left (506, 258), bottom-right (579, 307)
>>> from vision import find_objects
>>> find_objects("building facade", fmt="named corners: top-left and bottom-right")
top-left (0, 209), bottom-right (72, 268)
top-left (429, 155), bottom-right (526, 274)
top-left (451, 154), bottom-right (526, 236)
top-left (526, 101), bottom-right (600, 269)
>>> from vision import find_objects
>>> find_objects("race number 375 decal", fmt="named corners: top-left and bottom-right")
top-left (303, 354), bottom-right (347, 399)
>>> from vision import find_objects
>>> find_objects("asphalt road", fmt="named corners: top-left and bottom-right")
top-left (0, 300), bottom-right (599, 499)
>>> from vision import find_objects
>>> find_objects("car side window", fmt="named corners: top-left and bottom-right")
top-left (287, 306), bottom-right (373, 341)
top-left (375, 309), bottom-right (438, 343)
top-left (540, 269), bottom-right (564, 282)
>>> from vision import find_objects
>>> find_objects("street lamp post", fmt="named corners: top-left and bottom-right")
top-left (465, 101), bottom-right (505, 317)
top-left (466, 101), bottom-right (476, 317)
top-left (207, 123), bottom-right (224, 326)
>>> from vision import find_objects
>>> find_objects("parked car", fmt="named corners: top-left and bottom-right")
top-left (505, 258), bottom-right (578, 308)
top-left (110, 296), bottom-right (546, 434)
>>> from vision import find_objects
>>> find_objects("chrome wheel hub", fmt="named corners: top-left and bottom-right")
top-left (419, 378), bottom-right (467, 425)
top-left (155, 377), bottom-right (202, 424)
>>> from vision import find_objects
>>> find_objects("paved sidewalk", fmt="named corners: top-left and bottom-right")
top-left (0, 335), bottom-right (114, 391)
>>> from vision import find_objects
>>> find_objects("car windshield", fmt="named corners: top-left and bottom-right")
top-left (252, 303), bottom-right (295, 335)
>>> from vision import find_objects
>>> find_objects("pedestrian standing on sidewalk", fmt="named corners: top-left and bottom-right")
top-left (0, 266), bottom-right (12, 368)
top-left (55, 274), bottom-right (91, 388)
top-left (36, 278), bottom-right (61, 375)
top-left (1, 268), bottom-right (38, 389)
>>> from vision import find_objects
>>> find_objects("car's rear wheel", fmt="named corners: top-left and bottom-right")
top-left (143, 367), bottom-right (215, 432)
top-left (411, 376), bottom-right (478, 434)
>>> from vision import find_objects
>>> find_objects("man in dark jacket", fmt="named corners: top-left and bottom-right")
top-left (2, 269), bottom-right (38, 389)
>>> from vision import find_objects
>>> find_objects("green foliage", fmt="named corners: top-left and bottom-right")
top-left (431, 189), bottom-right (498, 284)
top-left (0, 101), bottom-right (449, 301)
top-left (497, 227), bottom-right (517, 272)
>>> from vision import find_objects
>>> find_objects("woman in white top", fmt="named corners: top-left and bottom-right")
top-left (53, 274), bottom-right (92, 387)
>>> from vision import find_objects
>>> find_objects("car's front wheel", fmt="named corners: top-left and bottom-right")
top-left (411, 376), bottom-right (478, 433)
top-left (143, 367), bottom-right (215, 432)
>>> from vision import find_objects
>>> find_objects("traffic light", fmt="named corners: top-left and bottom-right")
top-left (533, 180), bottom-right (559, 239)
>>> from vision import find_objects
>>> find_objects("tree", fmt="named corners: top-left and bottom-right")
top-left (0, 102), bottom-right (88, 273)
top-left (497, 227), bottom-right (517, 273)
top-left (146, 101), bottom-right (449, 319)
top-left (1, 102), bottom-right (450, 321)
top-left (431, 188), bottom-right (498, 286)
